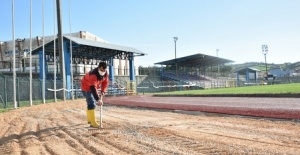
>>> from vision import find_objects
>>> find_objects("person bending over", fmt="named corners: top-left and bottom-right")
top-left (81, 62), bottom-right (108, 128)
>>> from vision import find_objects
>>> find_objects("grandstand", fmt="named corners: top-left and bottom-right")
top-left (155, 53), bottom-right (233, 88)
top-left (135, 53), bottom-right (234, 93)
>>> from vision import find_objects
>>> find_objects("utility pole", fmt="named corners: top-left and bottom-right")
top-left (216, 49), bottom-right (219, 77)
top-left (262, 45), bottom-right (268, 80)
top-left (174, 37), bottom-right (178, 80)
top-left (56, 0), bottom-right (66, 100)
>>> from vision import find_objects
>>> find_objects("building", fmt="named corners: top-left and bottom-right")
top-left (0, 31), bottom-right (140, 76)
top-left (269, 68), bottom-right (295, 77)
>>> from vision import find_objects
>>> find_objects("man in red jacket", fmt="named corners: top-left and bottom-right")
top-left (81, 62), bottom-right (109, 128)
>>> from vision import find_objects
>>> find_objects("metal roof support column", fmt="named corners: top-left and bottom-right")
top-left (118, 58), bottom-right (122, 76)
top-left (129, 55), bottom-right (135, 81)
top-left (125, 57), bottom-right (128, 75)
top-left (236, 72), bottom-right (240, 87)
top-left (161, 65), bottom-right (164, 80)
top-left (189, 66), bottom-right (191, 82)
top-left (64, 42), bottom-right (71, 99)
top-left (109, 57), bottom-right (115, 84)
top-left (39, 50), bottom-right (46, 101)
top-left (246, 68), bottom-right (249, 81)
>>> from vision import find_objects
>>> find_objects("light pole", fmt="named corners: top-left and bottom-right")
top-left (174, 37), bottom-right (178, 79)
top-left (56, 0), bottom-right (66, 100)
top-left (262, 45), bottom-right (268, 80)
top-left (216, 49), bottom-right (219, 77)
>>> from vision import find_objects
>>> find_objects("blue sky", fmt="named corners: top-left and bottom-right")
top-left (1, 0), bottom-right (300, 66)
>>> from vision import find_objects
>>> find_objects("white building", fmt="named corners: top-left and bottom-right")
top-left (0, 31), bottom-right (139, 75)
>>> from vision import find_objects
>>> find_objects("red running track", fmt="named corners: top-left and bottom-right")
top-left (103, 95), bottom-right (300, 119)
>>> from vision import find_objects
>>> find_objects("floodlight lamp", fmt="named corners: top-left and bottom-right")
top-left (16, 38), bottom-right (23, 42)
top-left (174, 37), bottom-right (178, 42)
top-left (262, 45), bottom-right (268, 54)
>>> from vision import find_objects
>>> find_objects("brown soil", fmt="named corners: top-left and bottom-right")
top-left (0, 99), bottom-right (300, 155)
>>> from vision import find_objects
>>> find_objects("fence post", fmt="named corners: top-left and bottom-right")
top-left (75, 81), bottom-right (77, 99)
top-left (4, 76), bottom-right (7, 108)
top-left (26, 77), bottom-right (29, 102)
top-left (39, 79), bottom-right (42, 100)
top-left (17, 77), bottom-right (20, 107)
top-left (51, 80), bottom-right (54, 101)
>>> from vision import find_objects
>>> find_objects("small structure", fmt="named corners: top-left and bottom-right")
top-left (269, 68), bottom-right (294, 77)
top-left (31, 35), bottom-right (145, 98)
top-left (235, 67), bottom-right (260, 86)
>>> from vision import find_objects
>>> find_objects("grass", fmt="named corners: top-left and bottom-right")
top-left (0, 108), bottom-right (10, 113)
top-left (156, 83), bottom-right (300, 95)
top-left (0, 99), bottom-right (62, 113)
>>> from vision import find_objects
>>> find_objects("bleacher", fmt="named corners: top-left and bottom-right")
top-left (163, 72), bottom-right (210, 84)
top-left (136, 75), bottom-right (206, 93)
top-left (137, 76), bottom-right (176, 93)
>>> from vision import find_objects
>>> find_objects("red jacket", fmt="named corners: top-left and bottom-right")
top-left (81, 68), bottom-right (109, 101)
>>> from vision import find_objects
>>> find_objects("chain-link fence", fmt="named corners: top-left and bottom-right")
top-left (135, 74), bottom-right (300, 94)
top-left (136, 78), bottom-right (239, 94)
top-left (0, 75), bottom-right (83, 109)
top-left (0, 75), bottom-right (131, 109)
top-left (1, 67), bottom-right (299, 109)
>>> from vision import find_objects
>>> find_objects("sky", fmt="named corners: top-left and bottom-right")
top-left (1, 0), bottom-right (300, 66)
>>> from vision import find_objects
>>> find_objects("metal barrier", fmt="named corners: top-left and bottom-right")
top-left (126, 81), bottom-right (136, 95)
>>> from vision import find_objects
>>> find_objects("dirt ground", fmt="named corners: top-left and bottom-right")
top-left (0, 99), bottom-right (300, 155)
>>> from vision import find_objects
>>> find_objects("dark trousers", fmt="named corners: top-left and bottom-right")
top-left (82, 91), bottom-right (96, 110)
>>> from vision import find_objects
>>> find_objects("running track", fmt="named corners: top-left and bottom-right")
top-left (103, 95), bottom-right (300, 119)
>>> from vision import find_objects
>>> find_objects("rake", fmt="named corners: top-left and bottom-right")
top-left (99, 95), bottom-right (103, 128)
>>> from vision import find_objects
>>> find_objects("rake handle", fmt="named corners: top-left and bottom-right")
top-left (99, 95), bottom-right (103, 128)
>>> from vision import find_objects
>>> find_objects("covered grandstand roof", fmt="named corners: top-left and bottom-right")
top-left (154, 53), bottom-right (234, 67)
top-left (31, 36), bottom-right (146, 60)
top-left (234, 67), bottom-right (261, 74)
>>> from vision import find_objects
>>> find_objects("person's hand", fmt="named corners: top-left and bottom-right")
top-left (96, 100), bottom-right (103, 106)
top-left (100, 91), bottom-right (105, 96)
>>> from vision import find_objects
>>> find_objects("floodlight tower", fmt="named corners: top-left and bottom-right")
top-left (216, 49), bottom-right (219, 77)
top-left (262, 45), bottom-right (268, 79)
top-left (174, 37), bottom-right (178, 79)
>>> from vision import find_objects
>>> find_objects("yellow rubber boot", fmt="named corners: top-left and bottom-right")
top-left (86, 109), bottom-right (91, 124)
top-left (88, 109), bottom-right (99, 128)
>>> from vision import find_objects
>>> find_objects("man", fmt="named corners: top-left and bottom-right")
top-left (81, 62), bottom-right (109, 128)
